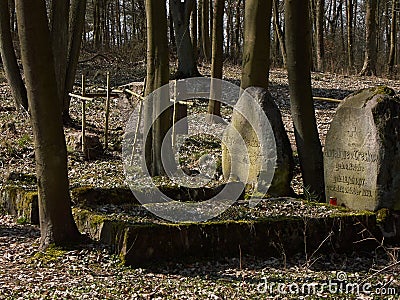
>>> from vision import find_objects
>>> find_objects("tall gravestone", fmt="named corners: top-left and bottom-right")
top-left (324, 87), bottom-right (400, 210)
top-left (222, 87), bottom-right (294, 196)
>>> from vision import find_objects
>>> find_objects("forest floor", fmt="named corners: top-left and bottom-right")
top-left (1, 59), bottom-right (400, 298)
top-left (2, 60), bottom-right (400, 194)
top-left (0, 214), bottom-right (399, 299)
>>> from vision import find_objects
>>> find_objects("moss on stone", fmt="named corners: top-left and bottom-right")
top-left (373, 86), bottom-right (395, 96)
top-left (1, 186), bottom-right (38, 223)
top-left (71, 185), bottom-right (95, 195)
top-left (73, 207), bottom-right (108, 225)
top-left (329, 210), bottom-right (375, 219)
top-left (6, 172), bottom-right (36, 185)
top-left (376, 208), bottom-right (390, 223)
top-left (16, 216), bottom-right (28, 224)
top-left (30, 245), bottom-right (67, 264)
top-left (2, 185), bottom-right (18, 198)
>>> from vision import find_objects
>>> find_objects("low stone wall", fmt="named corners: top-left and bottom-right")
top-left (1, 185), bottom-right (399, 267)
top-left (119, 214), bottom-right (380, 266)
top-left (0, 186), bottom-right (39, 224)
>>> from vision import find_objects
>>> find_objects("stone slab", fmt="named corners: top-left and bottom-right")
top-left (222, 87), bottom-right (294, 196)
top-left (324, 87), bottom-right (400, 210)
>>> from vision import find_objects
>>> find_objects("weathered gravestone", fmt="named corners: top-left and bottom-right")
top-left (66, 132), bottom-right (103, 160)
top-left (222, 87), bottom-right (294, 196)
top-left (324, 86), bottom-right (400, 210)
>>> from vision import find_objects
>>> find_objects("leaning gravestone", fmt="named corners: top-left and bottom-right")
top-left (324, 86), bottom-right (400, 210)
top-left (222, 87), bottom-right (294, 196)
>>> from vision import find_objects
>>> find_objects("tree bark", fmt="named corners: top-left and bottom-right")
top-left (346, 0), bottom-right (354, 69)
top-left (62, 0), bottom-right (87, 122)
top-left (50, 0), bottom-right (69, 107)
top-left (198, 0), bottom-right (204, 59)
top-left (190, 0), bottom-right (198, 60)
top-left (170, 0), bottom-right (200, 79)
top-left (340, 0), bottom-right (345, 52)
top-left (145, 0), bottom-right (172, 176)
top-left (122, 0), bottom-right (128, 43)
top-left (0, 0), bottom-right (28, 110)
top-left (15, 0), bottom-right (81, 249)
top-left (207, 0), bottom-right (224, 122)
top-left (93, 0), bottom-right (102, 49)
top-left (272, 0), bottom-right (287, 67)
top-left (241, 0), bottom-right (272, 89)
top-left (8, 0), bottom-right (15, 32)
top-left (285, 0), bottom-right (325, 200)
top-left (226, 0), bottom-right (233, 57)
top-left (234, 0), bottom-right (243, 63)
top-left (388, 0), bottom-right (397, 74)
top-left (201, 0), bottom-right (212, 62)
top-left (359, 0), bottom-right (378, 76)
top-left (315, 0), bottom-right (325, 72)
top-left (116, 0), bottom-right (122, 47)
top-left (169, 13), bottom-right (176, 50)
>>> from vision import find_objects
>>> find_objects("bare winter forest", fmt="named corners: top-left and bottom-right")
top-left (0, 0), bottom-right (399, 299)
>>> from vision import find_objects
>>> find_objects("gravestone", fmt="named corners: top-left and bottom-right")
top-left (66, 132), bottom-right (103, 160)
top-left (222, 87), bottom-right (294, 196)
top-left (324, 86), bottom-right (400, 210)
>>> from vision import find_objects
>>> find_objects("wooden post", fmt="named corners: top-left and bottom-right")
top-left (129, 100), bottom-right (143, 166)
top-left (81, 74), bottom-right (86, 154)
top-left (172, 80), bottom-right (177, 148)
top-left (104, 71), bottom-right (110, 149)
top-left (172, 80), bottom-right (188, 148)
top-left (129, 78), bottom-right (146, 165)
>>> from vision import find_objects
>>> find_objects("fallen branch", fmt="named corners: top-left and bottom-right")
top-left (85, 92), bottom-right (119, 98)
top-left (360, 261), bottom-right (400, 285)
top-left (118, 81), bottom-right (144, 88)
top-left (313, 96), bottom-right (342, 103)
top-left (124, 89), bottom-right (145, 100)
top-left (95, 87), bottom-right (125, 94)
top-left (78, 54), bottom-right (110, 64)
top-left (68, 93), bottom-right (93, 101)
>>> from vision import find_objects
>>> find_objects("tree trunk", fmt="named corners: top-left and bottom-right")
top-left (50, 0), bottom-right (69, 107)
top-left (0, 0), bottom-right (28, 110)
top-left (346, 0), bottom-right (354, 70)
top-left (198, 0), bottom-right (204, 59)
top-left (104, 1), bottom-right (110, 49)
top-left (234, 0), bottom-right (243, 63)
top-left (62, 0), bottom-right (87, 122)
top-left (359, 0), bottom-right (378, 76)
top-left (191, 0), bottom-right (198, 60)
top-left (169, 14), bottom-right (176, 50)
top-left (122, 0), bottom-right (128, 43)
top-left (145, 0), bottom-right (172, 176)
top-left (272, 0), bottom-right (287, 67)
top-left (315, 0), bottom-right (325, 72)
top-left (340, 0), bottom-right (345, 53)
top-left (285, 0), bottom-right (325, 200)
top-left (170, 0), bottom-right (200, 79)
top-left (388, 0), bottom-right (397, 74)
top-left (93, 0), bottom-right (101, 49)
top-left (209, 0), bottom-right (213, 45)
top-left (207, 0), bottom-right (224, 123)
top-left (241, 0), bottom-right (272, 90)
top-left (116, 0), bottom-right (122, 47)
top-left (201, 0), bottom-right (212, 62)
top-left (15, 0), bottom-right (81, 249)
top-left (9, 0), bottom-right (15, 32)
top-left (226, 0), bottom-right (232, 57)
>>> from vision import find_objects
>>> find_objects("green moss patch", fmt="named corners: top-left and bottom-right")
top-left (72, 205), bottom-right (383, 267)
